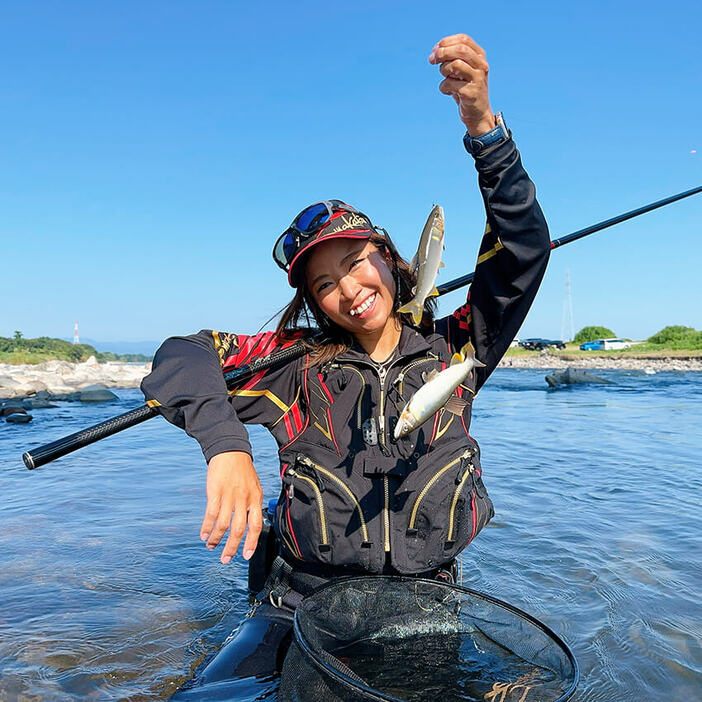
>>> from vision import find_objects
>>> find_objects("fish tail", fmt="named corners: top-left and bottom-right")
top-left (398, 300), bottom-right (424, 326)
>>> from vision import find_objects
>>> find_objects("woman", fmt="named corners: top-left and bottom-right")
top-left (143, 33), bottom-right (550, 687)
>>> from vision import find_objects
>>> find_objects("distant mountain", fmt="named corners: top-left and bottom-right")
top-left (60, 338), bottom-right (162, 356)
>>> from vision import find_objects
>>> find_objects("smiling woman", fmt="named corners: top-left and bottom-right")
top-left (139, 32), bottom-right (552, 695)
top-left (275, 222), bottom-right (432, 367)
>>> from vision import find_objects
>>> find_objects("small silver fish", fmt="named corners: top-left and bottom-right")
top-left (394, 343), bottom-right (485, 440)
top-left (398, 205), bottom-right (445, 325)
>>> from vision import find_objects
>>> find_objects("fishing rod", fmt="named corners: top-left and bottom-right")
top-left (436, 184), bottom-right (702, 296)
top-left (22, 185), bottom-right (702, 470)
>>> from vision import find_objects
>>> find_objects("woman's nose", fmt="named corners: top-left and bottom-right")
top-left (338, 274), bottom-right (361, 301)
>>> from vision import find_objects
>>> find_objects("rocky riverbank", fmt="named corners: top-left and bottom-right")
top-left (2, 352), bottom-right (700, 401)
top-left (0, 356), bottom-right (151, 399)
top-left (500, 351), bottom-right (702, 372)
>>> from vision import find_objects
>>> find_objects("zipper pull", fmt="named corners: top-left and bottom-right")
top-left (285, 468), bottom-right (297, 498)
top-left (455, 449), bottom-right (474, 484)
top-left (296, 455), bottom-right (326, 492)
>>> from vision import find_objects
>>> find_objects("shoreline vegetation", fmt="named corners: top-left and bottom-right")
top-left (0, 333), bottom-right (153, 365)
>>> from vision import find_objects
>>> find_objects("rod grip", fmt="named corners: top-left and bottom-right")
top-left (22, 405), bottom-right (157, 470)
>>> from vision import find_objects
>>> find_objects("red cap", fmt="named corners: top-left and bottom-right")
top-left (287, 210), bottom-right (374, 287)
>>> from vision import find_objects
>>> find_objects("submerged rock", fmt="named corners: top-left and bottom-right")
top-left (545, 367), bottom-right (612, 387)
top-left (1, 400), bottom-right (28, 416)
top-left (79, 385), bottom-right (118, 402)
top-left (6, 411), bottom-right (32, 423)
top-left (25, 398), bottom-right (59, 409)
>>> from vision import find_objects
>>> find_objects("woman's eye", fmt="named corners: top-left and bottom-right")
top-left (350, 257), bottom-right (365, 270)
top-left (317, 281), bottom-right (332, 293)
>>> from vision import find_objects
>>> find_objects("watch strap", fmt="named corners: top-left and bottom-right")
top-left (463, 112), bottom-right (510, 156)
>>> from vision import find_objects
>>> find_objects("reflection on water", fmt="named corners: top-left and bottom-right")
top-left (1, 370), bottom-right (701, 701)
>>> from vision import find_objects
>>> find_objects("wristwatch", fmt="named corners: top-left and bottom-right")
top-left (463, 112), bottom-right (510, 156)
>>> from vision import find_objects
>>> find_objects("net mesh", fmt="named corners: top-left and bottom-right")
top-left (278, 576), bottom-right (577, 702)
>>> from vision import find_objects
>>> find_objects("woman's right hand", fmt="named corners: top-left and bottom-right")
top-left (200, 451), bottom-right (263, 564)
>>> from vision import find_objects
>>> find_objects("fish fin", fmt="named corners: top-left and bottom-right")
top-left (444, 395), bottom-right (468, 416)
top-left (422, 369), bottom-right (440, 383)
top-left (450, 352), bottom-right (463, 366)
top-left (427, 286), bottom-right (439, 297)
top-left (397, 300), bottom-right (424, 326)
top-left (410, 254), bottom-right (418, 272)
top-left (438, 261), bottom-right (446, 269)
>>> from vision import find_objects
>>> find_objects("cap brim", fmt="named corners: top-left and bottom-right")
top-left (288, 230), bottom-right (372, 286)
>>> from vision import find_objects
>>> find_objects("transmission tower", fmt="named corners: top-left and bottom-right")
top-left (73, 320), bottom-right (80, 345)
top-left (561, 270), bottom-right (575, 342)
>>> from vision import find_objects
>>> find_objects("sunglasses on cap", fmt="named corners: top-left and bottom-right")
top-left (272, 200), bottom-right (372, 274)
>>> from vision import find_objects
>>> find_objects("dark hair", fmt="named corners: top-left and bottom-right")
top-left (275, 230), bottom-right (437, 366)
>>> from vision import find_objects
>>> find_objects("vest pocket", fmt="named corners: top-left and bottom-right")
top-left (277, 455), bottom-right (373, 569)
top-left (392, 449), bottom-right (493, 573)
top-left (444, 470), bottom-right (494, 550)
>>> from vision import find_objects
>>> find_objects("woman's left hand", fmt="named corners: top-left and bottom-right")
top-left (429, 34), bottom-right (495, 136)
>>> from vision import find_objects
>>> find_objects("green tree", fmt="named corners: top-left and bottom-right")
top-left (574, 326), bottom-right (615, 345)
top-left (13, 330), bottom-right (22, 342)
top-left (647, 325), bottom-right (702, 349)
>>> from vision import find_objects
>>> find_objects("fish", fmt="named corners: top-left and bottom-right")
top-left (398, 205), bottom-right (445, 325)
top-left (393, 343), bottom-right (485, 440)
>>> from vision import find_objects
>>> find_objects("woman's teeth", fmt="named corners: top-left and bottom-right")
top-left (349, 293), bottom-right (377, 317)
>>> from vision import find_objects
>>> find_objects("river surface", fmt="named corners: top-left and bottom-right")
top-left (1, 368), bottom-right (700, 701)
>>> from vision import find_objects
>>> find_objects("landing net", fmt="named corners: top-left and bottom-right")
top-left (278, 576), bottom-right (578, 702)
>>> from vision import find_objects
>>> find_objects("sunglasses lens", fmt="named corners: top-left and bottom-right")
top-left (295, 202), bottom-right (331, 233)
top-left (273, 230), bottom-right (297, 269)
top-left (282, 231), bottom-right (297, 261)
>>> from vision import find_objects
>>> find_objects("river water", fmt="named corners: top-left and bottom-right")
top-left (1, 368), bottom-right (700, 701)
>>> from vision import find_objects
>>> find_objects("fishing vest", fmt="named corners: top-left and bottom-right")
top-left (273, 325), bottom-right (494, 575)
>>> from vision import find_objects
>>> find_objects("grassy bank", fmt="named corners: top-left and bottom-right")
top-left (0, 335), bottom-right (152, 365)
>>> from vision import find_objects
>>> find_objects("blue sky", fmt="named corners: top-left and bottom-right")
top-left (2, 0), bottom-right (700, 349)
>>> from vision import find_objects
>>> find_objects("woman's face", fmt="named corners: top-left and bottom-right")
top-left (305, 238), bottom-right (398, 343)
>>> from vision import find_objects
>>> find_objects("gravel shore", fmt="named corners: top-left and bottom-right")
top-left (499, 352), bottom-right (702, 372)
top-left (0, 357), bottom-right (151, 399)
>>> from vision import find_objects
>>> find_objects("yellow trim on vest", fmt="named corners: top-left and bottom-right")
top-left (476, 238), bottom-right (504, 265)
top-left (434, 411), bottom-right (455, 441)
top-left (146, 399), bottom-right (161, 408)
top-left (271, 386), bottom-right (302, 428)
top-left (231, 388), bottom-right (289, 413)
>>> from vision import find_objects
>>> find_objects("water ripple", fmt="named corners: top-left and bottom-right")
top-left (1, 373), bottom-right (701, 699)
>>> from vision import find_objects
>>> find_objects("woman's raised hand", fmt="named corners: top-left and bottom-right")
top-left (429, 34), bottom-right (495, 136)
top-left (200, 451), bottom-right (263, 564)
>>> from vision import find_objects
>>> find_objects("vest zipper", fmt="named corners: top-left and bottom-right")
top-left (286, 466), bottom-right (329, 547)
top-left (297, 455), bottom-right (370, 544)
top-left (408, 449), bottom-right (473, 530)
top-left (447, 461), bottom-right (476, 542)
top-left (335, 352), bottom-right (438, 559)
top-left (393, 354), bottom-right (439, 396)
top-left (333, 364), bottom-right (366, 428)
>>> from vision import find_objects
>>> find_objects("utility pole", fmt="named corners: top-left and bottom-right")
top-left (73, 320), bottom-right (80, 345)
top-left (561, 270), bottom-right (575, 342)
